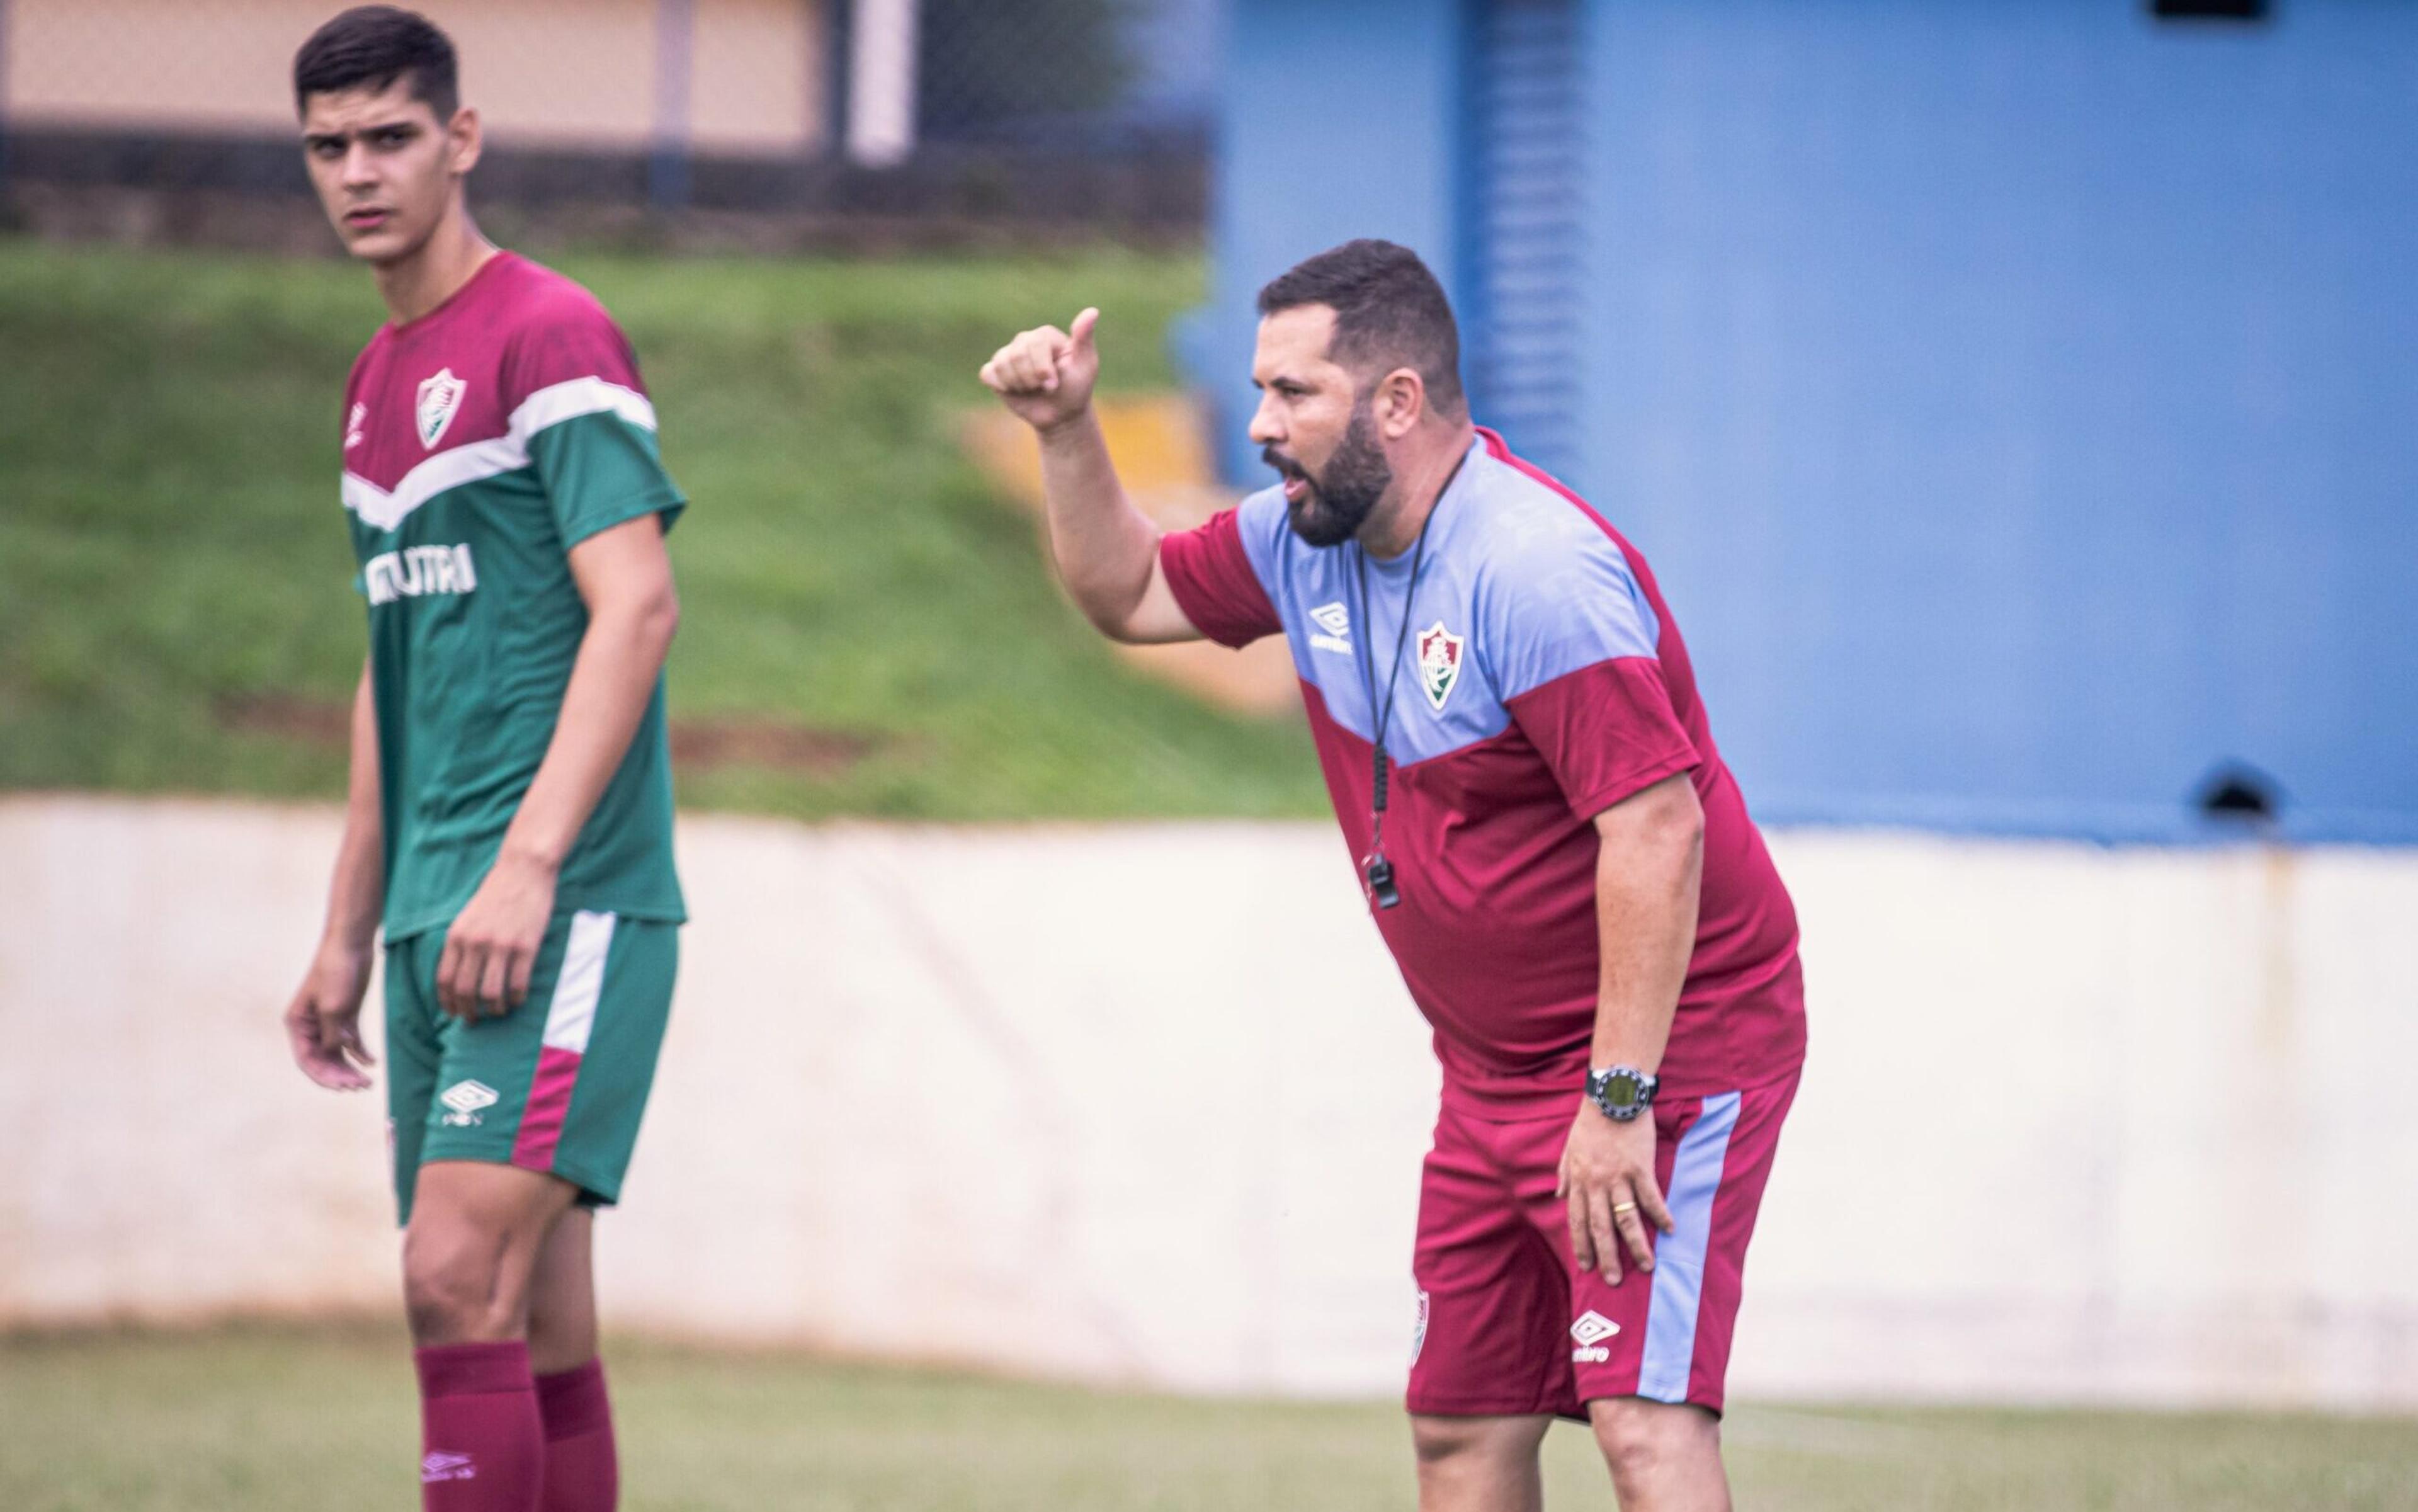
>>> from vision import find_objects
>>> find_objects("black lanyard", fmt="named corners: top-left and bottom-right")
top-left (1351, 506), bottom-right (1440, 911)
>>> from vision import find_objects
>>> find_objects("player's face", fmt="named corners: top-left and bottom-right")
top-left (300, 81), bottom-right (478, 266)
top-left (1249, 306), bottom-right (1395, 547)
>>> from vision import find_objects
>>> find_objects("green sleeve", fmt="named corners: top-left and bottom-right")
top-left (528, 411), bottom-right (688, 549)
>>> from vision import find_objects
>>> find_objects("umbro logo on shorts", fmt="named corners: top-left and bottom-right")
top-left (438, 1079), bottom-right (499, 1127)
top-left (422, 1450), bottom-right (477, 1483)
top-left (1570, 1309), bottom-right (1620, 1363)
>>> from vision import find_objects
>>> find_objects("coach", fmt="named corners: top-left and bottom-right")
top-left (981, 241), bottom-right (1806, 1512)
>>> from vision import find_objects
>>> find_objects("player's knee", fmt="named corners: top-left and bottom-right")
top-left (1590, 1397), bottom-right (1714, 1486)
top-left (401, 1222), bottom-right (521, 1344)
top-left (525, 1282), bottom-right (598, 1372)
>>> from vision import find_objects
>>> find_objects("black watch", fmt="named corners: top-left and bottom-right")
top-left (1586, 1065), bottom-right (1659, 1122)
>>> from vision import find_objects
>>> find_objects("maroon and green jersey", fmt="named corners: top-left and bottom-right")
top-left (340, 251), bottom-right (686, 941)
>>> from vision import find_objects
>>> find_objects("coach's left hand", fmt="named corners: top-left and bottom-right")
top-left (438, 848), bottom-right (558, 1021)
top-left (1558, 1108), bottom-right (1674, 1284)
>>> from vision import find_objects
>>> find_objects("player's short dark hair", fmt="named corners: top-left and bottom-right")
top-left (293, 6), bottom-right (459, 122)
top-left (1257, 239), bottom-right (1466, 419)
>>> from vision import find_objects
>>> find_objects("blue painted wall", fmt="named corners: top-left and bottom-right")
top-left (1178, 0), bottom-right (1466, 479)
top-left (1195, 0), bottom-right (2418, 844)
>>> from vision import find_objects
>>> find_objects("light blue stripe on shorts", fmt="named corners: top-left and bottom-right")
top-left (1637, 1091), bottom-right (1742, 1402)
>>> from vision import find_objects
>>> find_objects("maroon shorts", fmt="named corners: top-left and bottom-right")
top-left (1406, 1071), bottom-right (1799, 1418)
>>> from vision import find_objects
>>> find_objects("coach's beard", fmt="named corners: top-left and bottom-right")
top-left (1269, 402), bottom-right (1393, 549)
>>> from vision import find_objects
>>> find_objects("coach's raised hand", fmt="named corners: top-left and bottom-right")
top-left (980, 307), bottom-right (1101, 433)
top-left (975, 309), bottom-right (1202, 646)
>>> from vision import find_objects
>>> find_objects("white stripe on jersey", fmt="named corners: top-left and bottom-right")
top-left (343, 376), bottom-right (656, 533)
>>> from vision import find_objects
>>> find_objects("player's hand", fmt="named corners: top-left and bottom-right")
top-left (438, 848), bottom-right (557, 1022)
top-left (979, 307), bottom-right (1101, 434)
top-left (283, 939), bottom-right (377, 1091)
top-left (1558, 1105), bottom-right (1674, 1285)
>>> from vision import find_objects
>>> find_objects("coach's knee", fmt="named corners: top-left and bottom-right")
top-left (1589, 1397), bottom-right (1718, 1489)
top-left (402, 1219), bottom-right (524, 1345)
top-left (1412, 1413), bottom-right (1548, 1470)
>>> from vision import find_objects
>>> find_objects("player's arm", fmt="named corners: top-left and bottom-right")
top-left (283, 660), bottom-right (383, 1090)
top-left (979, 309), bottom-right (1200, 644)
top-left (436, 516), bottom-right (678, 1020)
top-left (1561, 773), bottom-right (1705, 1283)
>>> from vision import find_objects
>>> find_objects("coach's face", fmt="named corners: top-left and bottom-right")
top-left (1249, 305), bottom-right (1395, 548)
top-left (300, 79), bottom-right (481, 266)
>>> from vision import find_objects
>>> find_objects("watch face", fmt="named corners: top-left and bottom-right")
top-left (1603, 1074), bottom-right (1642, 1110)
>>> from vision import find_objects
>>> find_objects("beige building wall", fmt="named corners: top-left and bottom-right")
top-left (5, 795), bottom-right (2416, 1408)
top-left (3, 0), bottom-right (829, 154)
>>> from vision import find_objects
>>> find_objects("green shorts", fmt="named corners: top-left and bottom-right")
top-left (385, 908), bottom-right (678, 1226)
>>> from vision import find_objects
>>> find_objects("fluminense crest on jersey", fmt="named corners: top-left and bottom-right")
top-left (1417, 621), bottom-right (1465, 711)
top-left (416, 367), bottom-right (468, 449)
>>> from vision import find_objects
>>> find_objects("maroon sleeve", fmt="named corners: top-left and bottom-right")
top-left (1505, 659), bottom-right (1702, 821)
top-left (500, 288), bottom-right (649, 412)
top-left (1159, 508), bottom-right (1283, 649)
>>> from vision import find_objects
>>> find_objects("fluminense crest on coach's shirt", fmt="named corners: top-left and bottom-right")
top-left (416, 367), bottom-right (468, 449)
top-left (1417, 622), bottom-right (1465, 711)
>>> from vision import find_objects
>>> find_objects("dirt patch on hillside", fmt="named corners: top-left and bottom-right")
top-left (217, 694), bottom-right (880, 776)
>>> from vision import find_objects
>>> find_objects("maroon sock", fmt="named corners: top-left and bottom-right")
top-left (414, 1340), bottom-right (545, 1511)
top-left (534, 1358), bottom-right (619, 1512)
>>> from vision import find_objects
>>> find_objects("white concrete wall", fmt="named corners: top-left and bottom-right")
top-left (3, 795), bottom-right (2414, 1409)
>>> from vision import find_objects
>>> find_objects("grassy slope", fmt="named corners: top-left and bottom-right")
top-left (3, 1327), bottom-right (2414, 1511)
top-left (0, 241), bottom-right (1322, 820)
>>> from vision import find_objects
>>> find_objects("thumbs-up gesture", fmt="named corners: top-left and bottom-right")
top-left (979, 307), bottom-right (1101, 434)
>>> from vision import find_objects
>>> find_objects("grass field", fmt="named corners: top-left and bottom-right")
top-left (0, 239), bottom-right (1324, 820)
top-left (3, 1327), bottom-right (2414, 1511)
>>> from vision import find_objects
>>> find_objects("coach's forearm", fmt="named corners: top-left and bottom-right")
top-left (320, 663), bottom-right (385, 954)
top-left (496, 589), bottom-right (678, 876)
top-left (1587, 773), bottom-right (1705, 1073)
top-left (1036, 409), bottom-right (1162, 635)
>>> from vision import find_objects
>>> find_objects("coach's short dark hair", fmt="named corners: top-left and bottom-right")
top-left (293, 6), bottom-right (458, 122)
top-left (1257, 239), bottom-right (1465, 419)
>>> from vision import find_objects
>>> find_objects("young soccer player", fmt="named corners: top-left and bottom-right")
top-left (984, 242), bottom-right (1806, 1511)
top-left (278, 10), bottom-right (686, 1508)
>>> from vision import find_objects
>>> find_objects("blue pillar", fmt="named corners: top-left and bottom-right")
top-left (0, 0), bottom-right (14, 200)
top-left (649, 0), bottom-right (696, 212)
top-left (1195, 0), bottom-right (1470, 483)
